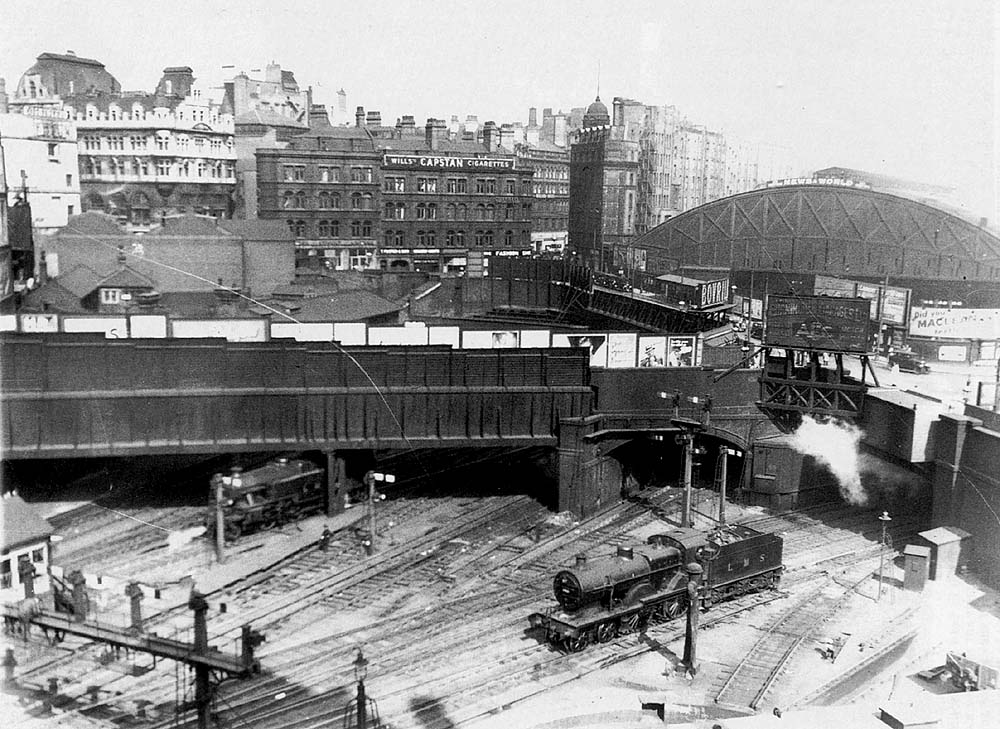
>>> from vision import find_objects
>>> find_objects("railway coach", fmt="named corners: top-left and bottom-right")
top-left (528, 524), bottom-right (783, 652)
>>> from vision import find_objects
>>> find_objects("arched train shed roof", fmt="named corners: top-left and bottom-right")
top-left (631, 185), bottom-right (1000, 283)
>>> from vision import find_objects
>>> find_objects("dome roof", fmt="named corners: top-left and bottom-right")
top-left (582, 96), bottom-right (610, 128)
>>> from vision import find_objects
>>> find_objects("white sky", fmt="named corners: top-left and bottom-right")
top-left (1, 0), bottom-right (996, 217)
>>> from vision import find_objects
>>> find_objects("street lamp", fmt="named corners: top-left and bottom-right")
top-left (877, 511), bottom-right (892, 602)
top-left (351, 648), bottom-right (371, 729)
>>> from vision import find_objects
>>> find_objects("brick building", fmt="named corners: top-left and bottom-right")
top-left (515, 139), bottom-right (569, 256)
top-left (256, 107), bottom-right (380, 271)
top-left (568, 97), bottom-right (639, 270)
top-left (255, 110), bottom-right (536, 275)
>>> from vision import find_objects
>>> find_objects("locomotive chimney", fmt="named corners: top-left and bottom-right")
top-left (617, 546), bottom-right (634, 560)
top-left (575, 554), bottom-right (587, 566)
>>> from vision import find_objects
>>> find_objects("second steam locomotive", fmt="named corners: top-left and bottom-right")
top-left (207, 458), bottom-right (326, 542)
top-left (528, 524), bottom-right (783, 651)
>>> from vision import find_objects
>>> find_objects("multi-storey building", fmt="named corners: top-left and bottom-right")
top-left (223, 63), bottom-right (311, 218)
top-left (515, 140), bottom-right (569, 255)
top-left (569, 94), bottom-right (797, 271)
top-left (11, 54), bottom-right (236, 226)
top-left (378, 118), bottom-right (534, 275)
top-left (256, 108), bottom-right (380, 271)
top-left (0, 95), bottom-right (81, 231)
top-left (255, 111), bottom-right (535, 275)
top-left (568, 97), bottom-right (639, 270)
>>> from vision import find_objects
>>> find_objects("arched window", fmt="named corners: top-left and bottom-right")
top-left (385, 230), bottom-right (395, 246)
top-left (455, 230), bottom-right (465, 247)
top-left (425, 230), bottom-right (436, 246)
top-left (416, 203), bottom-right (427, 220)
top-left (446, 230), bottom-right (456, 246)
top-left (476, 204), bottom-right (487, 221)
top-left (393, 230), bottom-right (404, 245)
top-left (417, 230), bottom-right (426, 246)
top-left (457, 204), bottom-right (467, 220)
top-left (319, 191), bottom-right (332, 209)
top-left (505, 230), bottom-right (514, 246)
top-left (351, 192), bottom-right (363, 209)
top-left (486, 204), bottom-right (496, 221)
top-left (385, 203), bottom-right (395, 218)
top-left (484, 230), bottom-right (494, 247)
top-left (319, 220), bottom-right (330, 237)
top-left (294, 190), bottom-right (306, 208)
top-left (283, 191), bottom-right (295, 209)
top-left (330, 193), bottom-right (340, 209)
top-left (362, 193), bottom-right (373, 210)
top-left (427, 203), bottom-right (437, 219)
top-left (294, 220), bottom-right (307, 237)
top-left (474, 230), bottom-right (485, 247)
top-left (445, 203), bottom-right (456, 220)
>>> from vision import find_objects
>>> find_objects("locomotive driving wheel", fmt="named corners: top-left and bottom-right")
top-left (595, 621), bottom-right (618, 643)
top-left (563, 632), bottom-right (591, 653)
top-left (621, 612), bottom-right (646, 633)
top-left (663, 596), bottom-right (686, 620)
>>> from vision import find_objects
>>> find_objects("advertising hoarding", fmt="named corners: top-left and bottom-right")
top-left (172, 320), bottom-right (267, 342)
top-left (271, 322), bottom-right (334, 341)
top-left (334, 322), bottom-right (366, 345)
top-left (519, 330), bottom-right (551, 348)
top-left (606, 333), bottom-right (638, 368)
top-left (62, 317), bottom-right (128, 338)
top-left (908, 308), bottom-right (1000, 340)
top-left (638, 336), bottom-right (667, 367)
top-left (129, 315), bottom-right (168, 338)
top-left (552, 333), bottom-right (608, 367)
top-left (764, 295), bottom-right (872, 353)
top-left (20, 313), bottom-right (60, 333)
top-left (428, 326), bottom-right (461, 347)
top-left (667, 336), bottom-right (696, 367)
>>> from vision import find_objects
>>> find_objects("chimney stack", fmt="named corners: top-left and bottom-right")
top-left (425, 118), bottom-right (448, 150)
top-left (499, 123), bottom-right (515, 150)
top-left (528, 107), bottom-right (538, 127)
top-left (355, 106), bottom-right (366, 127)
top-left (366, 110), bottom-right (381, 127)
top-left (482, 121), bottom-right (499, 152)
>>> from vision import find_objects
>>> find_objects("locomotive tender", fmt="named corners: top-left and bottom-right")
top-left (528, 524), bottom-right (783, 652)
top-left (207, 458), bottom-right (326, 542)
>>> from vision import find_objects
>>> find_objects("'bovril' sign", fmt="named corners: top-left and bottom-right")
top-left (698, 278), bottom-right (730, 308)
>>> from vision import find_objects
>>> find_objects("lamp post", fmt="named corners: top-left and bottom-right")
top-left (353, 648), bottom-right (369, 729)
top-left (877, 511), bottom-right (892, 602)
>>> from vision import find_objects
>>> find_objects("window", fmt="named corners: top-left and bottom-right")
top-left (156, 135), bottom-right (169, 151)
top-left (505, 203), bottom-right (515, 220)
top-left (329, 220), bottom-right (340, 237)
top-left (288, 219), bottom-right (307, 237)
top-left (130, 135), bottom-right (147, 150)
top-left (457, 204), bottom-right (467, 220)
top-left (417, 177), bottom-right (437, 193)
top-left (417, 230), bottom-right (437, 246)
top-left (83, 135), bottom-right (99, 151)
top-left (157, 160), bottom-right (171, 176)
top-left (31, 548), bottom-right (44, 563)
top-left (210, 139), bottom-right (222, 152)
top-left (66, 173), bottom-right (73, 187)
top-left (319, 220), bottom-right (331, 238)
top-left (474, 230), bottom-right (486, 247)
top-left (416, 203), bottom-right (428, 220)
top-left (476, 204), bottom-right (487, 221)
top-left (194, 137), bottom-right (205, 150)
top-left (505, 230), bottom-right (514, 246)
top-left (101, 288), bottom-right (122, 305)
top-left (351, 166), bottom-right (373, 183)
top-left (486, 204), bottom-right (495, 221)
top-left (67, 204), bottom-right (74, 216)
top-left (107, 136), bottom-right (124, 151)
top-left (0, 559), bottom-right (10, 589)
top-left (384, 230), bottom-right (404, 246)
top-left (454, 230), bottom-right (465, 247)
top-left (352, 192), bottom-right (364, 210)
top-left (505, 179), bottom-right (516, 194)
top-left (319, 166), bottom-right (339, 182)
top-left (475, 178), bottom-right (496, 194)
top-left (48, 142), bottom-right (58, 158)
top-left (112, 159), bottom-right (126, 176)
top-left (360, 193), bottom-right (373, 210)
top-left (386, 202), bottom-right (405, 219)
top-left (177, 136), bottom-right (189, 151)
top-left (445, 203), bottom-right (456, 220)
top-left (385, 176), bottom-right (405, 192)
top-left (351, 220), bottom-right (371, 237)
top-left (318, 191), bottom-right (333, 209)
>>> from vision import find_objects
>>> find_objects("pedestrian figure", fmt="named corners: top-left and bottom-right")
top-left (319, 525), bottom-right (332, 552)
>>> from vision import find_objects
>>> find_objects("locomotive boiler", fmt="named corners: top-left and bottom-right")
top-left (529, 524), bottom-right (783, 652)
top-left (206, 458), bottom-right (326, 542)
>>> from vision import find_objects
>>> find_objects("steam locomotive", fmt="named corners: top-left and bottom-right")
top-left (206, 458), bottom-right (326, 542)
top-left (528, 524), bottom-right (783, 652)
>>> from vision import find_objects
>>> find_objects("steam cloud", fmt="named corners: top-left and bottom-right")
top-left (167, 526), bottom-right (207, 552)
top-left (789, 416), bottom-right (866, 505)
top-left (788, 416), bottom-right (920, 505)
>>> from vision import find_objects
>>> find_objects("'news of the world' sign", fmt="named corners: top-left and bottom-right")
top-left (382, 154), bottom-right (515, 171)
top-left (765, 295), bottom-right (873, 353)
